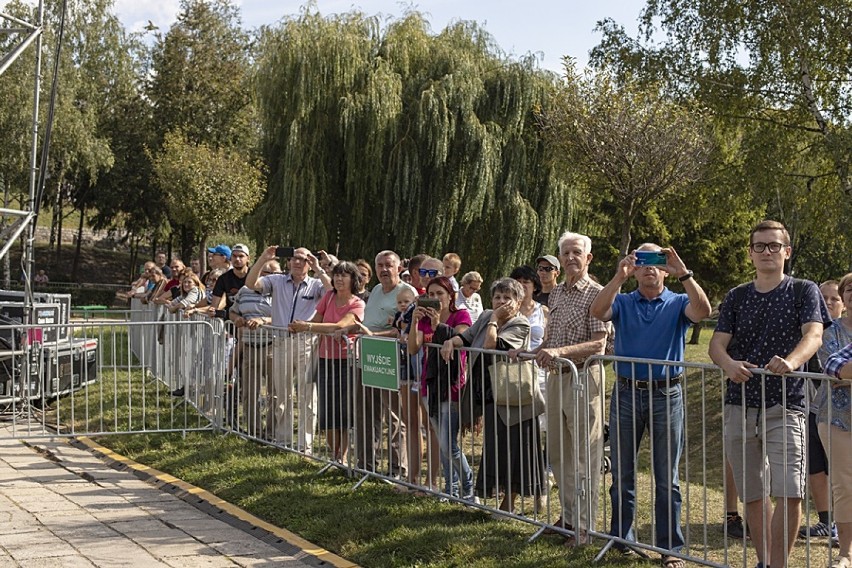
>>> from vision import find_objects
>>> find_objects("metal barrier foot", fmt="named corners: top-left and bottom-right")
top-left (593, 540), bottom-right (649, 564)
top-left (351, 473), bottom-right (371, 491)
top-left (527, 525), bottom-right (548, 543)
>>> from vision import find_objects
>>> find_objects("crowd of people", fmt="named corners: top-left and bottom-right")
top-left (126, 221), bottom-right (852, 568)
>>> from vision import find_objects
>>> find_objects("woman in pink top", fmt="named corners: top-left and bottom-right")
top-left (290, 261), bottom-right (365, 462)
top-left (407, 276), bottom-right (473, 499)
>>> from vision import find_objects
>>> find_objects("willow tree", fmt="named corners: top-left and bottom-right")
top-left (253, 10), bottom-right (580, 281)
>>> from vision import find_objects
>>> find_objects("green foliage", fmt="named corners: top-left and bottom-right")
top-left (253, 10), bottom-right (579, 282)
top-left (588, 0), bottom-right (852, 280)
top-left (152, 130), bottom-right (265, 237)
top-left (148, 0), bottom-right (256, 151)
top-left (540, 65), bottom-right (713, 257)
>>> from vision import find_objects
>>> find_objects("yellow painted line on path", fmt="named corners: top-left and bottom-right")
top-left (76, 436), bottom-right (360, 568)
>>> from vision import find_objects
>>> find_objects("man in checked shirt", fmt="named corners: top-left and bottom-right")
top-left (521, 231), bottom-right (608, 545)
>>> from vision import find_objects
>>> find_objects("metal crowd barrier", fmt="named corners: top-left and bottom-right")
top-left (7, 296), bottom-right (846, 568)
top-left (576, 354), bottom-right (846, 568)
top-left (0, 308), bottom-right (226, 437)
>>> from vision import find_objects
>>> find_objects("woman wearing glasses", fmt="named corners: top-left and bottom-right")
top-left (456, 271), bottom-right (484, 323)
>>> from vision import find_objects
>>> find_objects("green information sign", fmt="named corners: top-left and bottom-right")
top-left (360, 336), bottom-right (400, 391)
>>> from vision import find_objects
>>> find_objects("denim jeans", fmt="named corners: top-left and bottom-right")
top-left (608, 381), bottom-right (684, 552)
top-left (433, 400), bottom-right (473, 497)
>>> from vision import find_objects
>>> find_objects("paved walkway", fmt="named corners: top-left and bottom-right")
top-left (0, 427), bottom-right (353, 568)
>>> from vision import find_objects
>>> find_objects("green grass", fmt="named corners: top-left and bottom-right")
top-left (59, 322), bottom-right (834, 568)
top-left (101, 431), bottom-right (636, 568)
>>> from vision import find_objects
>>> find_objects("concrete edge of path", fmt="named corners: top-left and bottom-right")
top-left (72, 435), bottom-right (360, 568)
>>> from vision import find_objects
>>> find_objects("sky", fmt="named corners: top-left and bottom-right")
top-left (110, 0), bottom-right (649, 74)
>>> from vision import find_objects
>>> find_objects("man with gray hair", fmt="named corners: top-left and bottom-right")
top-left (522, 231), bottom-right (608, 544)
top-left (355, 250), bottom-right (416, 477)
top-left (246, 246), bottom-right (332, 449)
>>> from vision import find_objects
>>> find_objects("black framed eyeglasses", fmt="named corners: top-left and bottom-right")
top-left (418, 268), bottom-right (439, 278)
top-left (537, 266), bottom-right (556, 272)
top-left (750, 242), bottom-right (786, 253)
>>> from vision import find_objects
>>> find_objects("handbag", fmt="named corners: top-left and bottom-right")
top-left (489, 359), bottom-right (537, 406)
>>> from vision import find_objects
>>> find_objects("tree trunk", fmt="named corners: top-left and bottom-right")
top-left (71, 205), bottom-right (85, 281)
top-left (199, 234), bottom-right (208, 274)
top-left (688, 321), bottom-right (704, 345)
top-left (128, 235), bottom-right (138, 282)
top-left (54, 188), bottom-right (64, 262)
top-left (618, 201), bottom-right (636, 257)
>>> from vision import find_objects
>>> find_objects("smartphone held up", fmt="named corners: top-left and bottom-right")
top-left (634, 250), bottom-right (668, 267)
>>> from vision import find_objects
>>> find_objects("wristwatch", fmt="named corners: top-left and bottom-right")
top-left (678, 270), bottom-right (694, 282)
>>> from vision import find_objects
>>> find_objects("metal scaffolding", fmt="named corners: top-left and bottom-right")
top-left (0, 0), bottom-right (44, 312)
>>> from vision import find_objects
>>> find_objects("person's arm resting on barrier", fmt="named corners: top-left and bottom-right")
top-left (535, 332), bottom-right (606, 368)
top-left (825, 343), bottom-right (852, 382)
top-left (289, 311), bottom-right (359, 333)
top-left (709, 332), bottom-right (756, 383)
top-left (765, 321), bottom-right (823, 375)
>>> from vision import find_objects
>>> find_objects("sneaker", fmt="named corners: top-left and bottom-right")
top-left (462, 494), bottom-right (481, 505)
top-left (726, 513), bottom-right (747, 539)
top-left (798, 521), bottom-right (836, 539)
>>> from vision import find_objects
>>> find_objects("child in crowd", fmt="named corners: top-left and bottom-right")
top-left (393, 288), bottom-right (416, 332)
top-left (169, 272), bottom-right (205, 314)
top-left (391, 288), bottom-right (418, 383)
top-left (442, 253), bottom-right (462, 291)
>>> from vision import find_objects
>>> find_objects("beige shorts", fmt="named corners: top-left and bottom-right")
top-left (818, 422), bottom-right (852, 523)
top-left (724, 404), bottom-right (806, 502)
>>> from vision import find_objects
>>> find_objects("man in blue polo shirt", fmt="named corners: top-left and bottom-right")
top-left (590, 243), bottom-right (710, 567)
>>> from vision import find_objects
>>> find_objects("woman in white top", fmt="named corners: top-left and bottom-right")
top-left (510, 266), bottom-right (548, 356)
top-left (456, 271), bottom-right (484, 323)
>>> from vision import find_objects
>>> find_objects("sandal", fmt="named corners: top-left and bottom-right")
top-left (661, 555), bottom-right (685, 568)
top-left (830, 556), bottom-right (851, 568)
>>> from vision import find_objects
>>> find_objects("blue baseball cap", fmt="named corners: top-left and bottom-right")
top-left (207, 244), bottom-right (231, 259)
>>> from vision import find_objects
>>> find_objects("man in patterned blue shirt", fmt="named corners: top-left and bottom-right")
top-left (710, 220), bottom-right (832, 568)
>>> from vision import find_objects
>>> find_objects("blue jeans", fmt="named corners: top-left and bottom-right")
top-left (433, 400), bottom-right (473, 497)
top-left (608, 381), bottom-right (684, 552)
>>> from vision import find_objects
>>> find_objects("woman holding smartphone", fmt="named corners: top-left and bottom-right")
top-left (408, 276), bottom-right (473, 499)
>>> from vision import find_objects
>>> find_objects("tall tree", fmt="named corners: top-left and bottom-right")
top-left (147, 0), bottom-right (258, 258)
top-left (254, 10), bottom-right (581, 282)
top-left (148, 0), bottom-right (255, 150)
top-left (539, 66), bottom-right (712, 257)
top-left (152, 130), bottom-right (264, 266)
top-left (590, 0), bottom-right (851, 272)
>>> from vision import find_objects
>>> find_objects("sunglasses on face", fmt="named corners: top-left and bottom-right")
top-left (418, 268), bottom-right (439, 278)
top-left (537, 266), bottom-right (556, 272)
